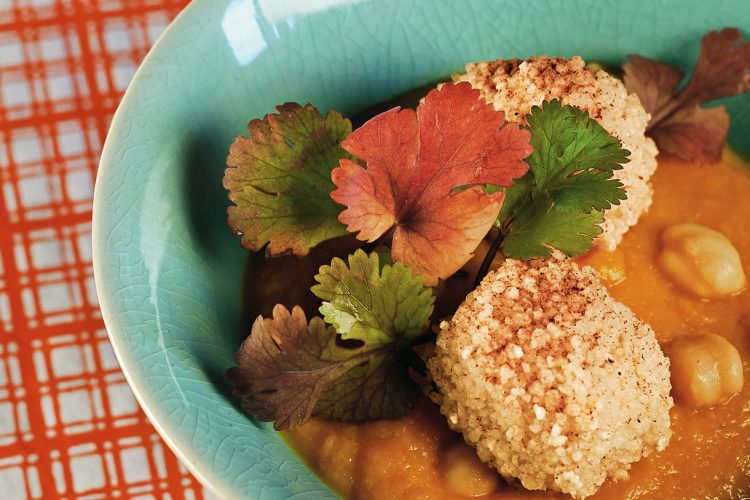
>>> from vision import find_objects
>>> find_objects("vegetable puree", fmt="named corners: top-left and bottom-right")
top-left (282, 149), bottom-right (750, 499)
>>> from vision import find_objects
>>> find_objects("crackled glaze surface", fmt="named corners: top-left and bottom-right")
top-left (93, 0), bottom-right (750, 498)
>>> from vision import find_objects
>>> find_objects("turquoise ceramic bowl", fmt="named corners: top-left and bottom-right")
top-left (93, 1), bottom-right (750, 498)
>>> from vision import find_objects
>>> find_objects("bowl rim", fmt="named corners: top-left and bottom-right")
top-left (91, 1), bottom-right (226, 497)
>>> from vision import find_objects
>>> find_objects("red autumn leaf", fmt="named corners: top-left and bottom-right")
top-left (648, 105), bottom-right (729, 164)
top-left (330, 82), bottom-right (531, 285)
top-left (623, 28), bottom-right (750, 163)
top-left (622, 55), bottom-right (684, 113)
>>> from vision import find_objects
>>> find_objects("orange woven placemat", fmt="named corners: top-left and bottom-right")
top-left (0, 1), bottom-right (214, 498)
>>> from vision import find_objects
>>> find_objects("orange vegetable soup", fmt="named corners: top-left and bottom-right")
top-left (279, 150), bottom-right (750, 499)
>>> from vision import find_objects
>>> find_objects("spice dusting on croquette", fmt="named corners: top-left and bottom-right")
top-left (427, 256), bottom-right (673, 499)
top-left (455, 56), bottom-right (658, 251)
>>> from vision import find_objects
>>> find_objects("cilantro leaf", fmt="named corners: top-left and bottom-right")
top-left (549, 169), bottom-right (625, 213)
top-left (331, 82), bottom-right (532, 285)
top-left (227, 251), bottom-right (434, 429)
top-left (623, 28), bottom-right (750, 163)
top-left (503, 195), bottom-right (604, 259)
top-left (312, 249), bottom-right (434, 345)
top-left (495, 174), bottom-right (532, 222)
top-left (524, 99), bottom-right (629, 211)
top-left (499, 100), bottom-right (629, 259)
top-left (224, 103), bottom-right (351, 256)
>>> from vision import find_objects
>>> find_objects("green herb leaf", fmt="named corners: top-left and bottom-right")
top-left (312, 249), bottom-right (434, 345)
top-left (224, 103), bottom-right (351, 256)
top-left (495, 173), bottom-right (533, 222)
top-left (227, 251), bottom-right (434, 429)
top-left (503, 195), bottom-right (604, 259)
top-left (524, 99), bottom-right (629, 210)
top-left (548, 169), bottom-right (625, 213)
top-left (499, 100), bottom-right (629, 259)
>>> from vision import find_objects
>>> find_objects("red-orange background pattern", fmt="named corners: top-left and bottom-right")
top-left (0, 1), bottom-right (214, 498)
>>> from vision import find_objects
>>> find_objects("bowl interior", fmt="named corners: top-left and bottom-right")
top-left (93, 1), bottom-right (750, 498)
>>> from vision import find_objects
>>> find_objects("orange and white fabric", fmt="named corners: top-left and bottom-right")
top-left (0, 1), bottom-right (213, 498)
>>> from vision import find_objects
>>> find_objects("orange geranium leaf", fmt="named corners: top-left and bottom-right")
top-left (331, 82), bottom-right (531, 285)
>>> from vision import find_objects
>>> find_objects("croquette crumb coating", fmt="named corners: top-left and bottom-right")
top-left (427, 257), bottom-right (673, 499)
top-left (454, 56), bottom-right (658, 251)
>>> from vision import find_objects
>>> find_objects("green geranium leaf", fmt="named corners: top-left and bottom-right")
top-left (224, 103), bottom-right (351, 256)
top-left (312, 249), bottom-right (434, 345)
top-left (227, 251), bottom-right (434, 430)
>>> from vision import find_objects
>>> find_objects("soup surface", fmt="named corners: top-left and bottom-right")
top-left (281, 151), bottom-right (750, 499)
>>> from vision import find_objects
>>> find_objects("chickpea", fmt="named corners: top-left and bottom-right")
top-left (657, 223), bottom-right (746, 299)
top-left (440, 441), bottom-right (499, 496)
top-left (663, 334), bottom-right (743, 409)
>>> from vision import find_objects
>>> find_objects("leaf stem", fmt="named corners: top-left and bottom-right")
top-left (411, 331), bottom-right (437, 346)
top-left (647, 94), bottom-right (693, 132)
top-left (397, 348), bottom-right (427, 376)
top-left (361, 228), bottom-right (394, 253)
top-left (473, 217), bottom-right (513, 288)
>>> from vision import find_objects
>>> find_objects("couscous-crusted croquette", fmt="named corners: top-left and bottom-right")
top-left (427, 257), bottom-right (673, 499)
top-left (454, 56), bottom-right (658, 251)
